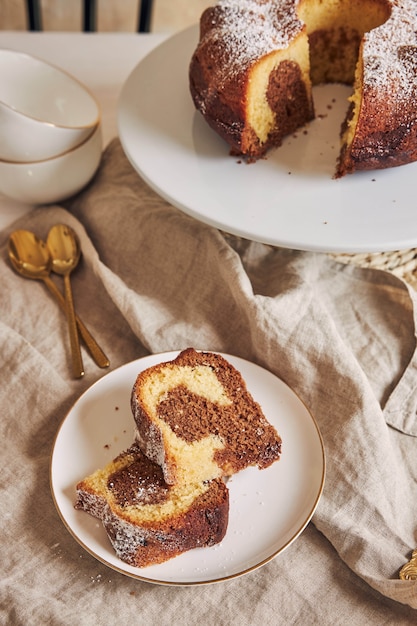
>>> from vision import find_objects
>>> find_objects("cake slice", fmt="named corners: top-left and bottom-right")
top-left (75, 442), bottom-right (229, 567)
top-left (131, 348), bottom-right (282, 485)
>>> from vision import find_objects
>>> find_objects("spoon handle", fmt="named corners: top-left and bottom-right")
top-left (43, 276), bottom-right (110, 369)
top-left (63, 274), bottom-right (84, 378)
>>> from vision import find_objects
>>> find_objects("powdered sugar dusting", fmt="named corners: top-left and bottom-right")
top-left (201, 0), bottom-right (303, 80)
top-left (363, 0), bottom-right (417, 97)
top-left (198, 0), bottom-right (417, 99)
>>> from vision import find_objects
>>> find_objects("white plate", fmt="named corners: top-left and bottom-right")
top-left (118, 25), bottom-right (417, 254)
top-left (51, 351), bottom-right (325, 586)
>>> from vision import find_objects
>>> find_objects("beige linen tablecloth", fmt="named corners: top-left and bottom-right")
top-left (1, 139), bottom-right (417, 625)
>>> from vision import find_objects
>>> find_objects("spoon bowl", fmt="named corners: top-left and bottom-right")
top-left (47, 224), bottom-right (81, 276)
top-left (8, 230), bottom-right (52, 279)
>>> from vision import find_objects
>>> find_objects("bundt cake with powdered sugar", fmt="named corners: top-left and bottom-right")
top-left (189, 0), bottom-right (417, 177)
top-left (131, 348), bottom-right (282, 486)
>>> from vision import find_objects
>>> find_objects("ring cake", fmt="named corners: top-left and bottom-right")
top-left (189, 0), bottom-right (417, 177)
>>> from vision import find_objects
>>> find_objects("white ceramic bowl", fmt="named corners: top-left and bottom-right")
top-left (0, 49), bottom-right (100, 162)
top-left (0, 123), bottom-right (102, 204)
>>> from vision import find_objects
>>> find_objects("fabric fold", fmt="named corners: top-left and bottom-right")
top-left (1, 138), bottom-right (417, 621)
top-left (68, 140), bottom-right (417, 608)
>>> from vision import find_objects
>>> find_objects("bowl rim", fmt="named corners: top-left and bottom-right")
top-left (0, 122), bottom-right (102, 166)
top-left (0, 48), bottom-right (101, 130)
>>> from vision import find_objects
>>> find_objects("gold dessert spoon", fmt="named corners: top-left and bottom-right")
top-left (46, 224), bottom-right (86, 378)
top-left (8, 229), bottom-right (109, 374)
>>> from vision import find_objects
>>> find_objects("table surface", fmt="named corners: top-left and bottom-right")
top-left (0, 31), bottom-right (166, 230)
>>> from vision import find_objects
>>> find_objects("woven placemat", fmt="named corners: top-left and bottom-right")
top-left (330, 249), bottom-right (417, 289)
top-left (222, 232), bottom-right (417, 288)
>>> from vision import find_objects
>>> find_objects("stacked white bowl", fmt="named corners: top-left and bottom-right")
top-left (0, 49), bottom-right (102, 204)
